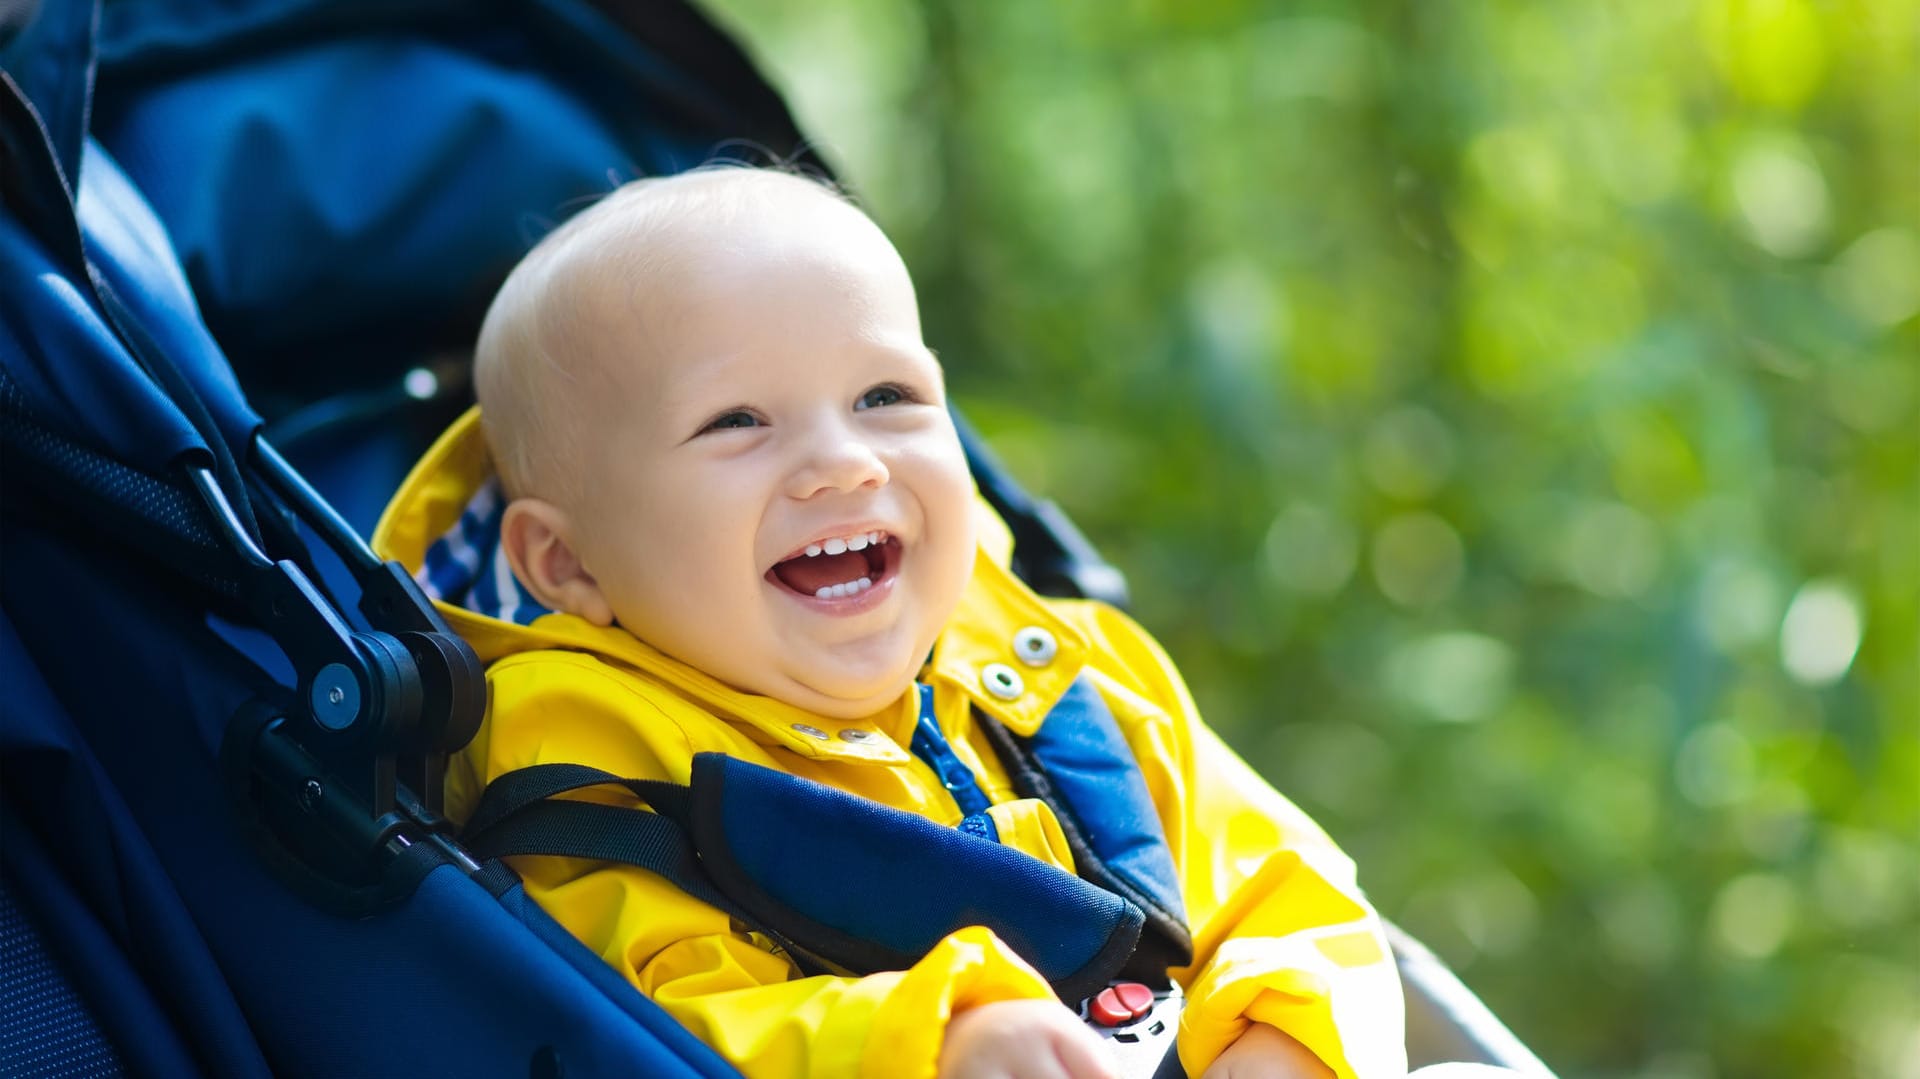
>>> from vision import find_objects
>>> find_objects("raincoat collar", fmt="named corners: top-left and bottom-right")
top-left (373, 407), bottom-right (1091, 762)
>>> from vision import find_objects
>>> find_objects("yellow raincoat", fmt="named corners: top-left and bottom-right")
top-left (373, 408), bottom-right (1408, 1079)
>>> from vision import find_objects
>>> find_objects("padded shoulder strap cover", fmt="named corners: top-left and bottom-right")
top-left (467, 753), bottom-right (1144, 1004)
top-left (976, 676), bottom-right (1193, 982)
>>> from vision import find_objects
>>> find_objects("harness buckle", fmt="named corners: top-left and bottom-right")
top-left (1079, 980), bottom-right (1183, 1078)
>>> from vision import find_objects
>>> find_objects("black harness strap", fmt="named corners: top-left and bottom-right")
top-left (466, 762), bottom-right (690, 838)
top-left (467, 799), bottom-right (734, 913)
top-left (465, 764), bottom-right (722, 910)
top-left (461, 762), bottom-right (830, 974)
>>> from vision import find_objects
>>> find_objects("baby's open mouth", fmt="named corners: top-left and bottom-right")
top-left (767, 531), bottom-right (902, 600)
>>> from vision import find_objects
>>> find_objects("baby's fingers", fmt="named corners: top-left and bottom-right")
top-left (1046, 1022), bottom-right (1120, 1079)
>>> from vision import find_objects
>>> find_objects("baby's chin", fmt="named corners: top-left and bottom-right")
top-left (633, 617), bottom-right (922, 720)
top-left (761, 623), bottom-right (939, 718)
top-left (765, 668), bottom-right (917, 722)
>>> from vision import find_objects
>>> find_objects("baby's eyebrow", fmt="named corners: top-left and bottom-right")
top-left (855, 338), bottom-right (942, 371)
top-left (651, 349), bottom-right (751, 408)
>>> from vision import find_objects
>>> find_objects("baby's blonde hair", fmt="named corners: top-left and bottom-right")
top-left (473, 166), bottom-right (854, 505)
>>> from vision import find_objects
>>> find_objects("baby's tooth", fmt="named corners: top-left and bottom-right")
top-left (811, 577), bottom-right (878, 600)
top-left (823, 537), bottom-right (848, 556)
top-left (846, 534), bottom-right (869, 551)
top-left (805, 544), bottom-right (823, 557)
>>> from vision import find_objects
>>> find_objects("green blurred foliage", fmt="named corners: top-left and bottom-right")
top-left (700, 1), bottom-right (1919, 1076)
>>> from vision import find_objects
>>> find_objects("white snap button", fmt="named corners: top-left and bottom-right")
top-left (791, 723), bottom-right (828, 740)
top-left (1013, 626), bottom-right (1058, 667)
top-left (837, 728), bottom-right (875, 743)
top-left (982, 662), bottom-right (1024, 701)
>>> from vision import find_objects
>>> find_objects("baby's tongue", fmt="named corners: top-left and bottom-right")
top-left (773, 550), bottom-right (868, 594)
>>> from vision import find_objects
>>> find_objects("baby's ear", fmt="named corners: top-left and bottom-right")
top-left (499, 498), bottom-right (615, 626)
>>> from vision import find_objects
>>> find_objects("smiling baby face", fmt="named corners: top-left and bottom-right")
top-left (478, 169), bottom-right (977, 719)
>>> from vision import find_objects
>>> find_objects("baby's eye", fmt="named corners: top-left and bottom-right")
top-left (855, 384), bottom-right (909, 410)
top-left (703, 410), bottom-right (761, 432)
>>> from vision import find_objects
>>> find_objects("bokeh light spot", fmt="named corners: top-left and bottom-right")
top-left (1594, 90), bottom-right (1691, 205)
top-left (1262, 503), bottom-right (1359, 596)
top-left (1386, 632), bottom-right (1515, 723)
top-left (1700, 0), bottom-right (1829, 110)
top-left (1361, 406), bottom-right (1456, 500)
top-left (1467, 125), bottom-right (1566, 217)
top-left (1247, 17), bottom-right (1376, 104)
top-left (402, 367), bottom-right (438, 400)
top-left (1264, 721), bottom-right (1392, 818)
top-left (1696, 558), bottom-right (1783, 653)
top-left (1461, 255), bottom-right (1646, 399)
top-left (1597, 877), bottom-right (1683, 969)
top-left (1675, 721), bottom-right (1757, 807)
top-left (1778, 579), bottom-right (1863, 686)
top-left (1826, 356), bottom-right (1917, 434)
top-left (1813, 827), bottom-right (1912, 930)
top-left (1557, 501), bottom-right (1663, 598)
top-left (1601, 408), bottom-right (1704, 510)
top-left (1731, 134), bottom-right (1831, 258)
top-left (1189, 258), bottom-right (1285, 378)
top-left (1370, 513), bottom-right (1465, 607)
top-left (1450, 869), bottom-right (1539, 959)
top-left (1825, 227), bottom-right (1920, 328)
top-left (1708, 872), bottom-right (1798, 960)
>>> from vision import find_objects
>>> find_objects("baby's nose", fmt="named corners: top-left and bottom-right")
top-left (787, 437), bottom-right (889, 498)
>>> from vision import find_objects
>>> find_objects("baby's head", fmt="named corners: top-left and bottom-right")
top-left (476, 168), bottom-right (977, 720)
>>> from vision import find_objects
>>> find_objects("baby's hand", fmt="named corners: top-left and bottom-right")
top-left (938, 999), bottom-right (1119, 1079)
top-left (1199, 1023), bottom-right (1333, 1079)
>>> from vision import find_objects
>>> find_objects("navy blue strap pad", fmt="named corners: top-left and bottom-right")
top-left (976, 677), bottom-right (1193, 982)
top-left (686, 753), bottom-right (1143, 1004)
top-left (466, 753), bottom-right (1145, 1004)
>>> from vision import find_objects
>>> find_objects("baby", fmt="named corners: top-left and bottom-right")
top-left (376, 167), bottom-right (1412, 1079)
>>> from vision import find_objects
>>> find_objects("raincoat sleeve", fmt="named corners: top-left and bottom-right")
top-left (1074, 603), bottom-right (1409, 1079)
top-left (456, 652), bottom-right (1059, 1079)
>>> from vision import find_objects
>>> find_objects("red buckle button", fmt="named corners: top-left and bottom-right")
top-left (1112, 982), bottom-right (1154, 1019)
top-left (1089, 982), bottom-right (1155, 1027)
top-left (1088, 988), bottom-right (1130, 1027)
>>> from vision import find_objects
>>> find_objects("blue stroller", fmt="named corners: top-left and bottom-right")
top-left (0, 1), bottom-right (1553, 1074)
